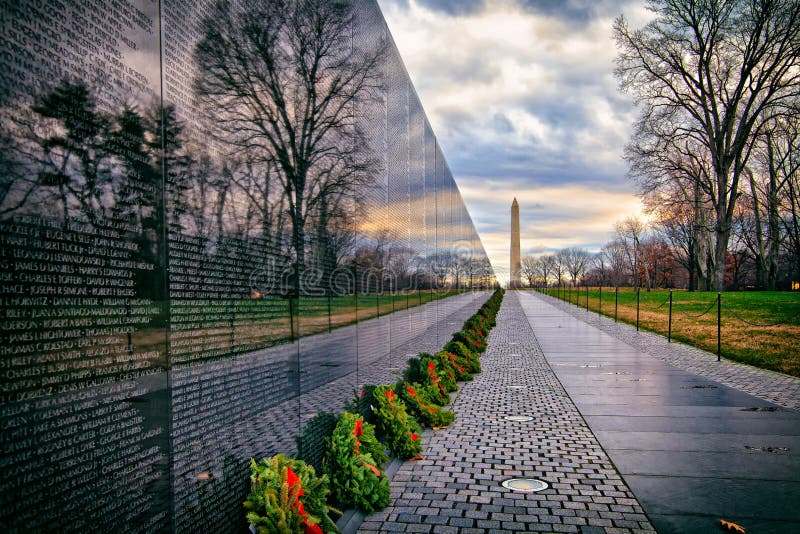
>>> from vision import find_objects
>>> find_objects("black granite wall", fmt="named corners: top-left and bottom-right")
top-left (0, 0), bottom-right (495, 531)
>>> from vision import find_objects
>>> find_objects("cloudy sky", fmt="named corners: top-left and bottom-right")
top-left (376, 0), bottom-right (653, 281)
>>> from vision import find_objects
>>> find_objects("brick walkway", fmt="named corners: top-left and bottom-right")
top-left (359, 293), bottom-right (656, 533)
top-left (537, 292), bottom-right (800, 411)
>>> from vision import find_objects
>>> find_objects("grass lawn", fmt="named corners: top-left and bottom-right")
top-left (538, 287), bottom-right (800, 378)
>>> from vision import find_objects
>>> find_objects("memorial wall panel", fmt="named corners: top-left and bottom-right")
top-left (398, 94), bottom-right (425, 352)
top-left (1, 0), bottom-right (495, 531)
top-left (0, 0), bottom-right (170, 530)
top-left (386, 40), bottom-right (409, 369)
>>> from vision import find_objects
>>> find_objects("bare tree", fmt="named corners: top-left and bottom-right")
top-left (540, 254), bottom-right (556, 287)
top-left (742, 113), bottom-right (800, 288)
top-left (601, 239), bottom-right (631, 287)
top-left (649, 189), bottom-right (711, 290)
top-left (521, 255), bottom-right (539, 287)
top-left (194, 0), bottom-right (384, 295)
top-left (782, 114), bottom-right (800, 281)
top-left (615, 217), bottom-right (647, 287)
top-left (562, 247), bottom-right (592, 286)
top-left (554, 249), bottom-right (567, 287)
top-left (628, 129), bottom-right (717, 290)
top-left (591, 252), bottom-right (608, 286)
top-left (614, 0), bottom-right (800, 290)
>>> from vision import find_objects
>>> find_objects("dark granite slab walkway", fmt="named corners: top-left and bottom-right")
top-left (516, 291), bottom-right (800, 533)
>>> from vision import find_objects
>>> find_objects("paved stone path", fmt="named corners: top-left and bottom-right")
top-left (536, 291), bottom-right (800, 411)
top-left (359, 292), bottom-right (655, 533)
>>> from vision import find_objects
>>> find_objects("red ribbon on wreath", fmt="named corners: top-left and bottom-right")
top-left (353, 418), bottom-right (363, 454)
top-left (427, 361), bottom-right (437, 382)
top-left (385, 389), bottom-right (396, 411)
top-left (354, 419), bottom-right (363, 437)
top-left (427, 361), bottom-right (446, 394)
top-left (286, 467), bottom-right (324, 534)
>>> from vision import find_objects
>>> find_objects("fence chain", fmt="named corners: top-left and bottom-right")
top-left (720, 300), bottom-right (789, 327)
top-left (652, 294), bottom-right (672, 310)
top-left (675, 299), bottom-right (717, 319)
top-left (548, 288), bottom-right (791, 328)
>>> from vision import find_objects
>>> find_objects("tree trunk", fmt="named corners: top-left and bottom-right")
top-left (748, 167), bottom-right (768, 288)
top-left (712, 157), bottom-right (738, 292)
top-left (687, 237), bottom-right (696, 291)
top-left (712, 222), bottom-right (730, 291)
top-left (767, 145), bottom-right (780, 291)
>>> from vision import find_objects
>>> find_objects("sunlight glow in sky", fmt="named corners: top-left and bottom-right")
top-left (377, 0), bottom-right (652, 281)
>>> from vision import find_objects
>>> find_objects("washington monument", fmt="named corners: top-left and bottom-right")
top-left (510, 198), bottom-right (521, 287)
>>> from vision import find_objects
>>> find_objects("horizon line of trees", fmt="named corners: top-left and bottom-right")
top-left (521, 211), bottom-right (799, 291)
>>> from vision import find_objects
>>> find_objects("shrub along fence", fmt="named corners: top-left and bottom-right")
top-left (245, 288), bottom-right (505, 533)
top-left (535, 286), bottom-right (800, 377)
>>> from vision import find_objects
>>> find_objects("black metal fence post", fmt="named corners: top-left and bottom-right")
top-left (717, 292), bottom-right (721, 361)
top-left (636, 287), bottom-right (640, 332)
top-left (598, 286), bottom-right (602, 316)
top-left (667, 289), bottom-right (673, 342)
top-left (614, 286), bottom-right (618, 322)
top-left (586, 285), bottom-right (589, 312)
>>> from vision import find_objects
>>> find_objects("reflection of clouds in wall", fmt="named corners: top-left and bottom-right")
top-left (359, 187), bottom-right (485, 248)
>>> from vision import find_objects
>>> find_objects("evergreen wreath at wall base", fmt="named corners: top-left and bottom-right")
top-left (244, 454), bottom-right (339, 534)
top-left (323, 412), bottom-right (390, 513)
top-left (243, 289), bottom-right (504, 532)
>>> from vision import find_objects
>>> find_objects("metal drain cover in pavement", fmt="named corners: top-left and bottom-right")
top-left (504, 415), bottom-right (534, 422)
top-left (501, 478), bottom-right (549, 492)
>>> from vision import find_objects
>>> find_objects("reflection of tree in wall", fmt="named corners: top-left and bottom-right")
top-left (1, 82), bottom-right (113, 223)
top-left (193, 0), bottom-right (384, 296)
top-left (0, 80), bottom-right (185, 299)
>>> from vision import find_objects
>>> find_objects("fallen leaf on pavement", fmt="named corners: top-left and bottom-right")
top-left (719, 519), bottom-right (745, 533)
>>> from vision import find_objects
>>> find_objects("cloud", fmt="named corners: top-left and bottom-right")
top-left (383, 0), bottom-right (486, 16)
top-left (517, 0), bottom-right (639, 25)
top-left (377, 0), bottom-right (648, 278)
